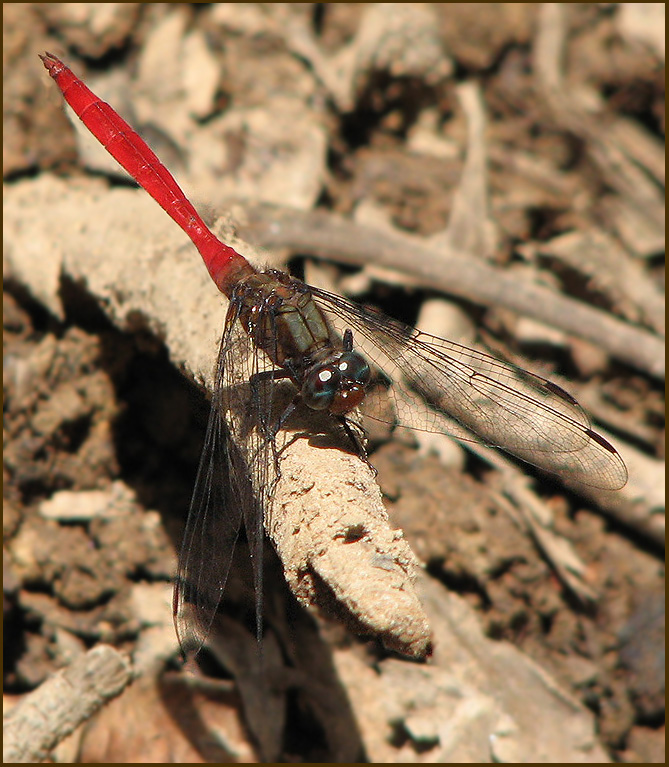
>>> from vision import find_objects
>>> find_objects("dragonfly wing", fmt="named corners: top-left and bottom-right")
top-left (311, 287), bottom-right (627, 490)
top-left (174, 396), bottom-right (244, 656)
top-left (174, 303), bottom-right (281, 655)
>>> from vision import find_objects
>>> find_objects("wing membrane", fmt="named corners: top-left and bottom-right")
top-left (174, 302), bottom-right (282, 655)
top-left (310, 286), bottom-right (627, 490)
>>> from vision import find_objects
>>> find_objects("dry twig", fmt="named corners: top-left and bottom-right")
top-left (237, 203), bottom-right (664, 379)
top-left (3, 645), bottom-right (132, 763)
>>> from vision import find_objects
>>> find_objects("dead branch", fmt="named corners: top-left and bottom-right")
top-left (3, 645), bottom-right (132, 763)
top-left (236, 203), bottom-right (664, 379)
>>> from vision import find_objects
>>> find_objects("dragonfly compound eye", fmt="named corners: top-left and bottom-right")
top-left (337, 352), bottom-right (371, 386)
top-left (302, 365), bottom-right (341, 410)
top-left (328, 351), bottom-right (371, 415)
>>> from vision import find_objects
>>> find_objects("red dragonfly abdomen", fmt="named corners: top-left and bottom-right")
top-left (40, 52), bottom-right (253, 296)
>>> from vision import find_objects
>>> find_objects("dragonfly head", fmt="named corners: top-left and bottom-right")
top-left (302, 351), bottom-right (370, 415)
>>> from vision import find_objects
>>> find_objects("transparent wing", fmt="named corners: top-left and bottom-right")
top-left (173, 392), bottom-right (244, 656)
top-left (174, 302), bottom-right (281, 656)
top-left (310, 285), bottom-right (627, 490)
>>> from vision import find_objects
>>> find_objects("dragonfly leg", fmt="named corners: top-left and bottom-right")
top-left (247, 368), bottom-right (297, 478)
top-left (337, 415), bottom-right (376, 475)
top-left (248, 365), bottom-right (374, 474)
top-left (248, 368), bottom-right (297, 429)
top-left (248, 368), bottom-right (292, 414)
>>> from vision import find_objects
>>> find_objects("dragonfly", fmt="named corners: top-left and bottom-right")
top-left (41, 53), bottom-right (628, 654)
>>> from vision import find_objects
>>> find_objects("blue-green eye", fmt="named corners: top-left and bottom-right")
top-left (337, 352), bottom-right (370, 386)
top-left (302, 365), bottom-right (340, 410)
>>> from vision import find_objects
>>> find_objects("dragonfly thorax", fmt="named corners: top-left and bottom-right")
top-left (233, 270), bottom-right (331, 367)
top-left (232, 270), bottom-right (371, 414)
